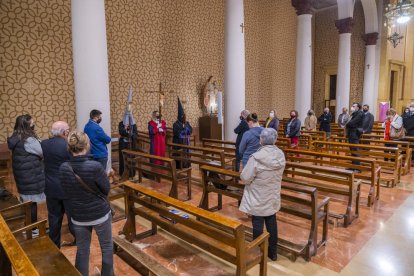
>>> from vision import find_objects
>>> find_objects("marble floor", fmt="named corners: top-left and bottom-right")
top-left (4, 167), bottom-right (414, 275)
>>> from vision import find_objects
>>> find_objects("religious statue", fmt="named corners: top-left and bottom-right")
top-left (202, 76), bottom-right (218, 115)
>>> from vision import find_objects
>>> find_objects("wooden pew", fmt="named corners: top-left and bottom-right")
top-left (198, 165), bottom-right (330, 261)
top-left (312, 140), bottom-right (403, 187)
top-left (121, 150), bottom-right (192, 200)
top-left (284, 149), bottom-right (381, 207)
top-left (330, 136), bottom-right (412, 175)
top-left (283, 162), bottom-right (361, 227)
top-left (0, 212), bottom-right (80, 275)
top-left (201, 137), bottom-right (291, 153)
top-left (137, 130), bottom-right (197, 147)
top-left (298, 134), bottom-right (312, 150)
top-left (118, 181), bottom-right (269, 276)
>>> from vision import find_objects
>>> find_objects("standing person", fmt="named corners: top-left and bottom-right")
top-left (402, 106), bottom-right (410, 119)
top-left (118, 120), bottom-right (137, 177)
top-left (239, 113), bottom-right (263, 168)
top-left (285, 110), bottom-right (301, 149)
top-left (148, 111), bottom-right (167, 165)
top-left (41, 121), bottom-right (75, 247)
top-left (383, 109), bottom-right (403, 141)
top-left (264, 110), bottom-right (279, 130)
top-left (7, 115), bottom-right (45, 235)
top-left (338, 107), bottom-right (350, 128)
top-left (84, 109), bottom-right (111, 170)
top-left (234, 110), bottom-right (250, 172)
top-left (172, 97), bottom-right (193, 169)
top-left (319, 107), bottom-right (332, 138)
top-left (362, 104), bottom-right (374, 134)
top-left (59, 131), bottom-right (113, 276)
top-left (346, 103), bottom-right (364, 165)
top-left (403, 103), bottom-right (414, 160)
top-left (240, 128), bottom-right (285, 261)
top-left (304, 110), bottom-right (317, 131)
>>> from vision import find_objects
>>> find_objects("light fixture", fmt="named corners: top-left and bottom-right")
top-left (385, 0), bottom-right (414, 47)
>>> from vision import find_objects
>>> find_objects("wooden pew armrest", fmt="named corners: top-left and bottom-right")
top-left (317, 197), bottom-right (330, 210)
top-left (246, 231), bottom-right (269, 251)
top-left (12, 219), bottom-right (48, 236)
top-left (0, 201), bottom-right (31, 213)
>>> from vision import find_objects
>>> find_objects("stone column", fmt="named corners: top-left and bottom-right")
top-left (224, 0), bottom-right (245, 141)
top-left (292, 0), bottom-right (313, 123)
top-left (335, 17), bottom-right (354, 117)
top-left (363, 32), bottom-right (379, 113)
top-left (71, 0), bottom-right (112, 169)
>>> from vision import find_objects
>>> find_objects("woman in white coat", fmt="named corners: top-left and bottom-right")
top-left (239, 128), bottom-right (286, 261)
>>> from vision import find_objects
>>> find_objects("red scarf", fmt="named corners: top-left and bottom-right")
top-left (384, 120), bottom-right (391, 141)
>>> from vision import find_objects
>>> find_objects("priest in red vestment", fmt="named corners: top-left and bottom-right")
top-left (148, 111), bottom-right (166, 164)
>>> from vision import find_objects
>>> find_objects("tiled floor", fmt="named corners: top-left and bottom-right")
top-left (4, 167), bottom-right (414, 275)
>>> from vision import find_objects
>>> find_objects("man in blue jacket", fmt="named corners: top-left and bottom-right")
top-left (84, 109), bottom-right (111, 170)
top-left (41, 121), bottom-right (75, 247)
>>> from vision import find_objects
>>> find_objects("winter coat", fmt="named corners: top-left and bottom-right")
top-left (304, 115), bottom-right (317, 131)
top-left (239, 145), bottom-right (286, 216)
top-left (285, 118), bottom-right (301, 138)
top-left (319, 112), bottom-right (332, 132)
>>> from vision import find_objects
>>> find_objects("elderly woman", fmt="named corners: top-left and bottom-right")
top-left (240, 128), bottom-right (286, 261)
top-left (304, 109), bottom-right (317, 131)
top-left (383, 108), bottom-right (404, 140)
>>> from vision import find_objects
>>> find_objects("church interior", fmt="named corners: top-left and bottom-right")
top-left (2, 0), bottom-right (414, 275)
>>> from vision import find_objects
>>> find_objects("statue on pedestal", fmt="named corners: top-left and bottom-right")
top-left (202, 76), bottom-right (218, 115)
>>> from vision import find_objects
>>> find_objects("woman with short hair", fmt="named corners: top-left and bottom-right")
top-left (239, 113), bottom-right (263, 168)
top-left (240, 128), bottom-right (286, 261)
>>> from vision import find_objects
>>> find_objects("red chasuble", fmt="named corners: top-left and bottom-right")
top-left (148, 120), bottom-right (167, 165)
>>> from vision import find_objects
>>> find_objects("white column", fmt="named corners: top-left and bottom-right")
top-left (224, 0), bottom-right (245, 141)
top-left (335, 18), bottom-right (353, 117)
top-left (362, 45), bottom-right (377, 110)
top-left (294, 14), bottom-right (312, 123)
top-left (71, 0), bottom-right (112, 168)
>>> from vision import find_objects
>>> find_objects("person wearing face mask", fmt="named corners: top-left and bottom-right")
top-left (285, 110), bottom-right (301, 149)
top-left (148, 111), bottom-right (167, 165)
top-left (383, 109), bottom-right (403, 141)
top-left (403, 103), bottom-right (414, 137)
top-left (173, 97), bottom-right (193, 169)
top-left (84, 109), bottom-right (111, 170)
top-left (264, 110), bottom-right (279, 131)
top-left (304, 110), bottom-right (317, 131)
top-left (234, 110), bottom-right (250, 172)
top-left (7, 114), bottom-right (45, 236)
top-left (338, 107), bottom-right (350, 128)
top-left (346, 103), bottom-right (364, 165)
top-left (362, 104), bottom-right (374, 134)
top-left (402, 106), bottom-right (410, 119)
top-left (240, 128), bottom-right (285, 261)
top-left (318, 108), bottom-right (332, 138)
top-left (239, 113), bottom-right (263, 168)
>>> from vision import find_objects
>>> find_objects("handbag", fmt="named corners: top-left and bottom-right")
top-left (67, 164), bottom-right (115, 217)
top-left (390, 117), bottom-right (405, 140)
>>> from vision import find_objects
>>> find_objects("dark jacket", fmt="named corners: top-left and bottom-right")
top-left (239, 127), bottom-right (263, 166)
top-left (59, 155), bottom-right (110, 222)
top-left (318, 113), bottom-right (332, 132)
top-left (234, 119), bottom-right (249, 150)
top-left (7, 135), bottom-right (45, 195)
top-left (118, 121), bottom-right (137, 150)
top-left (362, 112), bottom-right (374, 134)
top-left (264, 117), bottom-right (279, 130)
top-left (84, 120), bottom-right (111, 159)
top-left (346, 110), bottom-right (364, 140)
top-left (41, 137), bottom-right (71, 199)
top-left (285, 118), bottom-right (301, 138)
top-left (403, 113), bottom-right (414, 136)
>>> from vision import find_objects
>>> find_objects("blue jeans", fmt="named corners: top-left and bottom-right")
top-left (47, 197), bottom-right (75, 248)
top-left (94, 157), bottom-right (108, 171)
top-left (73, 215), bottom-right (113, 276)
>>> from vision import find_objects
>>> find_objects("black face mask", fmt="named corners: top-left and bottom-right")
top-left (156, 115), bottom-right (161, 120)
top-left (363, 109), bottom-right (368, 113)
top-left (30, 125), bottom-right (35, 131)
top-left (308, 113), bottom-right (312, 116)
top-left (96, 118), bottom-right (102, 124)
top-left (240, 116), bottom-right (244, 120)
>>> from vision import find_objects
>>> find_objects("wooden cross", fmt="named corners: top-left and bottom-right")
top-left (145, 82), bottom-right (174, 115)
top-left (240, 23), bottom-right (245, 33)
top-left (367, 64), bottom-right (370, 69)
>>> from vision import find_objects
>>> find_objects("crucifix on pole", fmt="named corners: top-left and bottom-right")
top-left (145, 82), bottom-right (174, 115)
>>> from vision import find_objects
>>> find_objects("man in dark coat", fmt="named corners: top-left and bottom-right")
top-left (346, 103), bottom-right (364, 165)
top-left (172, 97), bottom-right (193, 169)
top-left (403, 103), bottom-right (414, 160)
top-left (318, 107), bottom-right (332, 138)
top-left (41, 121), bottom-right (75, 247)
top-left (234, 110), bottom-right (250, 172)
top-left (362, 104), bottom-right (374, 134)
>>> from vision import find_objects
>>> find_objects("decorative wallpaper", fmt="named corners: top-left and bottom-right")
top-left (313, 2), bottom-right (366, 115)
top-left (0, 0), bottom-right (76, 142)
top-left (105, 0), bottom-right (225, 132)
top-left (245, 0), bottom-right (297, 120)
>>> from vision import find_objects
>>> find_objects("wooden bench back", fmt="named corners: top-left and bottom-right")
top-left (201, 138), bottom-right (237, 160)
top-left (300, 130), bottom-right (326, 141)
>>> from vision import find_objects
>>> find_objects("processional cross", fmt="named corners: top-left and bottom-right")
top-left (145, 82), bottom-right (174, 115)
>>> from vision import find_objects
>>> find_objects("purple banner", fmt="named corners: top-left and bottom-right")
top-left (379, 102), bottom-right (390, 122)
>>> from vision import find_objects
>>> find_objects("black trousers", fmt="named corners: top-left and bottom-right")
top-left (46, 197), bottom-right (75, 248)
top-left (348, 137), bottom-right (360, 165)
top-left (252, 214), bottom-right (278, 259)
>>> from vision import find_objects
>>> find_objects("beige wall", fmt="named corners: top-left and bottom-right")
top-left (313, 2), bottom-right (366, 117)
top-left (245, 0), bottom-right (297, 121)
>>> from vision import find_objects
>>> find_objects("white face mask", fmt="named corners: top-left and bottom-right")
top-left (269, 112), bottom-right (274, 118)
top-left (350, 107), bottom-right (355, 112)
top-left (410, 107), bottom-right (414, 112)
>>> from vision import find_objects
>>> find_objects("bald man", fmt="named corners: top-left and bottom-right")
top-left (41, 121), bottom-right (75, 247)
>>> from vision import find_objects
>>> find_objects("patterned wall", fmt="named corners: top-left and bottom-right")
top-left (313, 2), bottom-right (366, 115)
top-left (245, 0), bottom-right (297, 120)
top-left (105, 0), bottom-right (225, 132)
top-left (0, 0), bottom-right (76, 142)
